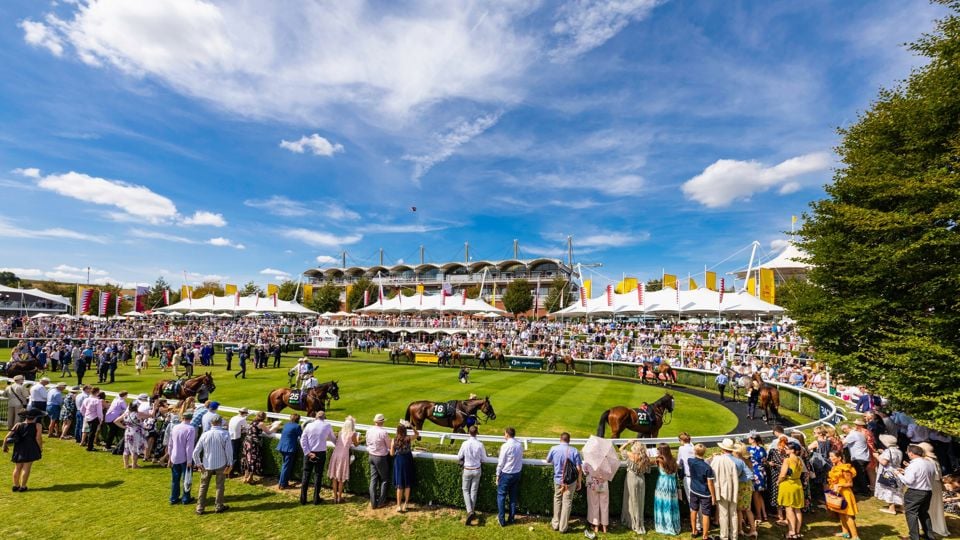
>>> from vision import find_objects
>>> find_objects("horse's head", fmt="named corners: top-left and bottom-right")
top-left (329, 380), bottom-right (340, 400)
top-left (480, 396), bottom-right (496, 420)
top-left (203, 372), bottom-right (216, 392)
top-left (659, 392), bottom-right (675, 413)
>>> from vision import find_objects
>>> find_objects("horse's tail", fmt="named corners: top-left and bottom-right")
top-left (266, 391), bottom-right (274, 413)
top-left (597, 410), bottom-right (610, 437)
top-left (404, 404), bottom-right (411, 423)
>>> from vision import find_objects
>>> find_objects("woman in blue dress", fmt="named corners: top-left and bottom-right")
top-left (654, 442), bottom-right (681, 535)
top-left (748, 433), bottom-right (769, 522)
top-left (390, 421), bottom-right (418, 513)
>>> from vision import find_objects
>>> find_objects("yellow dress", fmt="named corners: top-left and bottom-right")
top-left (827, 463), bottom-right (859, 516)
top-left (777, 455), bottom-right (805, 509)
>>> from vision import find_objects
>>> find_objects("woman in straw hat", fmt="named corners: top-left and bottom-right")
top-left (874, 433), bottom-right (903, 514)
top-left (3, 408), bottom-right (45, 492)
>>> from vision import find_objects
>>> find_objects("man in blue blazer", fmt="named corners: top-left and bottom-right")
top-left (277, 413), bottom-right (303, 489)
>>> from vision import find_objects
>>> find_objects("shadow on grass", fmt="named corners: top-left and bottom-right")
top-left (34, 480), bottom-right (124, 492)
top-left (229, 499), bottom-right (300, 512)
top-left (225, 491), bottom-right (273, 502)
top-left (803, 522), bottom-right (900, 540)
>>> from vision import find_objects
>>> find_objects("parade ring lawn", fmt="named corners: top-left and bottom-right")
top-left (1, 349), bottom-right (737, 441)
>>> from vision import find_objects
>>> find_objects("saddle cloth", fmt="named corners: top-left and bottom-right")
top-left (288, 390), bottom-right (302, 406)
top-left (633, 408), bottom-right (652, 425)
top-left (432, 400), bottom-right (458, 418)
top-left (162, 380), bottom-right (182, 398)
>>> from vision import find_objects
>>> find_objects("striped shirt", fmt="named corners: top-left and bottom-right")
top-left (192, 427), bottom-right (233, 470)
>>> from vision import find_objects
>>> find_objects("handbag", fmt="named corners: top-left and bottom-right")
top-left (825, 489), bottom-right (847, 511)
top-left (877, 467), bottom-right (899, 489)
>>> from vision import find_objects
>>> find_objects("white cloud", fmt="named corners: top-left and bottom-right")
top-left (12, 167), bottom-right (41, 178)
top-left (402, 112), bottom-right (501, 182)
top-left (315, 255), bottom-right (338, 265)
top-left (535, 172), bottom-right (644, 196)
top-left (281, 228), bottom-right (362, 248)
top-left (44, 270), bottom-right (86, 281)
top-left (181, 210), bottom-right (227, 227)
top-left (23, 1), bottom-right (535, 122)
top-left (244, 196), bottom-right (311, 217)
top-left (279, 134), bottom-right (344, 156)
top-left (0, 217), bottom-right (106, 243)
top-left (770, 239), bottom-right (791, 252)
top-left (320, 203), bottom-right (360, 222)
top-left (53, 265), bottom-right (108, 276)
top-left (130, 229), bottom-right (195, 244)
top-left (19, 18), bottom-right (64, 56)
top-left (542, 230), bottom-right (650, 252)
top-left (550, 0), bottom-right (661, 61)
top-left (207, 237), bottom-right (245, 249)
top-left (259, 268), bottom-right (290, 277)
top-left (0, 267), bottom-right (44, 278)
top-left (36, 170), bottom-right (178, 223)
top-left (359, 223), bottom-right (453, 234)
top-left (682, 152), bottom-right (833, 208)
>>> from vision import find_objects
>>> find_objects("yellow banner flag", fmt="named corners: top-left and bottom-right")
top-left (344, 284), bottom-right (353, 310)
top-left (415, 283), bottom-right (424, 295)
top-left (688, 278), bottom-right (697, 290)
top-left (302, 284), bottom-right (313, 304)
top-left (267, 284), bottom-right (279, 296)
top-left (759, 268), bottom-right (776, 304)
top-left (224, 283), bottom-right (237, 295)
top-left (705, 271), bottom-right (717, 291)
top-left (181, 285), bottom-right (192, 300)
top-left (582, 279), bottom-right (592, 299)
top-left (663, 274), bottom-right (677, 290)
top-left (747, 277), bottom-right (757, 296)
top-left (615, 277), bottom-right (638, 294)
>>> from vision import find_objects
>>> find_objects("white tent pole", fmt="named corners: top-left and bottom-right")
top-left (742, 241), bottom-right (760, 293)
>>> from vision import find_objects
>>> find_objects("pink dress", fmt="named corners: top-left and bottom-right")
top-left (327, 430), bottom-right (354, 482)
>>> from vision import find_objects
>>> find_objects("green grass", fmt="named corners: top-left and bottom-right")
top-left (1, 436), bottom-right (955, 539)
top-left (2, 350), bottom-right (738, 441)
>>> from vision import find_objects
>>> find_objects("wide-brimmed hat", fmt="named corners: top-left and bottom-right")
top-left (69, 386), bottom-right (80, 393)
top-left (39, 377), bottom-right (50, 384)
top-left (373, 413), bottom-right (385, 423)
top-left (879, 434), bottom-right (898, 448)
top-left (718, 438), bottom-right (736, 452)
top-left (137, 393), bottom-right (149, 401)
top-left (19, 409), bottom-right (47, 420)
top-left (853, 419), bottom-right (866, 427)
top-left (917, 442), bottom-right (936, 458)
top-left (55, 382), bottom-right (67, 388)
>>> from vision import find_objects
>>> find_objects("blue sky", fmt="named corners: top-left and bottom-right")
top-left (0, 0), bottom-right (947, 289)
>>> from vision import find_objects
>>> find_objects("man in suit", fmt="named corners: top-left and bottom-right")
top-left (277, 413), bottom-right (303, 489)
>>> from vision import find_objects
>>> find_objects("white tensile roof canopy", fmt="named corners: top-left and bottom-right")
top-left (549, 287), bottom-right (784, 317)
top-left (156, 294), bottom-right (316, 314)
top-left (356, 293), bottom-right (505, 314)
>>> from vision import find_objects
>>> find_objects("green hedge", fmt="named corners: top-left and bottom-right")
top-left (256, 435), bottom-right (662, 516)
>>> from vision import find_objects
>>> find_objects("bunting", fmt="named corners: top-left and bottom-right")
top-left (637, 282), bottom-right (644, 307)
top-left (606, 284), bottom-right (613, 306)
top-left (135, 286), bottom-right (149, 312)
top-left (235, 291), bottom-right (240, 306)
top-left (719, 278), bottom-right (725, 304)
top-left (462, 289), bottom-right (467, 305)
top-left (162, 289), bottom-right (169, 306)
top-left (79, 287), bottom-right (94, 314)
top-left (364, 290), bottom-right (370, 306)
top-left (114, 294), bottom-right (121, 315)
top-left (378, 277), bottom-right (384, 305)
top-left (98, 291), bottom-right (110, 316)
top-left (272, 293), bottom-right (278, 307)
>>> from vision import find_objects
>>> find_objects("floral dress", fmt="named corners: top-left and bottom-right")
top-left (122, 412), bottom-right (146, 456)
top-left (766, 448), bottom-right (785, 508)
top-left (748, 444), bottom-right (768, 492)
top-left (60, 394), bottom-right (77, 422)
top-left (241, 421), bottom-right (264, 475)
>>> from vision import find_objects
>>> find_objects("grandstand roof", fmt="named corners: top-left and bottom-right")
top-left (0, 284), bottom-right (72, 306)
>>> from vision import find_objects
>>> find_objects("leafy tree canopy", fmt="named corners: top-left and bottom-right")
top-left (277, 280), bottom-right (300, 302)
top-left (239, 281), bottom-right (262, 297)
top-left (0, 271), bottom-right (19, 287)
top-left (502, 279), bottom-right (533, 317)
top-left (346, 278), bottom-right (377, 311)
top-left (544, 276), bottom-right (572, 313)
top-left (307, 282), bottom-right (341, 314)
top-left (645, 278), bottom-right (663, 292)
top-left (794, 1), bottom-right (960, 433)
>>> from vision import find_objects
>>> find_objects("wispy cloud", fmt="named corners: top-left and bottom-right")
top-left (0, 217), bottom-right (106, 243)
top-left (181, 210), bottom-right (227, 227)
top-left (259, 268), bottom-right (290, 278)
top-left (359, 222), bottom-right (455, 234)
top-left (315, 255), bottom-right (339, 265)
top-left (244, 196), bottom-right (359, 220)
top-left (682, 152), bottom-right (833, 208)
top-left (402, 112), bottom-right (501, 183)
top-left (281, 228), bottom-right (362, 248)
top-left (550, 0), bottom-right (661, 61)
top-left (279, 134), bottom-right (344, 156)
top-left (130, 229), bottom-right (244, 249)
top-left (207, 237), bottom-right (245, 249)
top-left (19, 18), bottom-right (64, 56)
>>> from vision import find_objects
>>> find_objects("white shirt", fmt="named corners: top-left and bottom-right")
top-left (496, 438), bottom-right (523, 476)
top-left (896, 456), bottom-right (938, 491)
top-left (228, 414), bottom-right (248, 440)
top-left (29, 384), bottom-right (48, 404)
top-left (457, 436), bottom-right (487, 469)
top-left (677, 443), bottom-right (694, 476)
top-left (843, 430), bottom-right (870, 461)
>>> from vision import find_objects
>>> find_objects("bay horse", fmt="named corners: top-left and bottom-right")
top-left (405, 396), bottom-right (496, 434)
top-left (547, 354), bottom-right (576, 373)
top-left (596, 392), bottom-right (675, 438)
top-left (390, 348), bottom-right (415, 364)
top-left (753, 372), bottom-right (781, 423)
top-left (491, 350), bottom-right (507, 369)
top-left (152, 372), bottom-right (216, 401)
top-left (0, 358), bottom-right (41, 381)
top-left (267, 381), bottom-right (340, 416)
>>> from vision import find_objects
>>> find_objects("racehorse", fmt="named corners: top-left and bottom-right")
top-left (405, 396), bottom-right (497, 434)
top-left (491, 350), bottom-right (507, 369)
top-left (0, 358), bottom-right (41, 381)
top-left (390, 348), bottom-right (415, 364)
top-left (152, 372), bottom-right (216, 401)
top-left (657, 363), bottom-right (677, 386)
top-left (547, 354), bottom-right (577, 373)
top-left (731, 370), bottom-right (750, 403)
top-left (753, 372), bottom-right (781, 423)
top-left (596, 392), bottom-right (675, 438)
top-left (267, 381), bottom-right (340, 417)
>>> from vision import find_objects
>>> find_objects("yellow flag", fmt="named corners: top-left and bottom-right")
top-left (689, 278), bottom-right (698, 290)
top-left (583, 279), bottom-right (593, 299)
top-left (181, 285), bottom-right (192, 300)
top-left (663, 274), bottom-right (677, 290)
top-left (302, 284), bottom-right (313, 304)
top-left (267, 284), bottom-right (279, 296)
top-left (224, 283), bottom-right (237, 295)
top-left (747, 277), bottom-right (757, 296)
top-left (415, 283), bottom-right (425, 295)
top-left (705, 271), bottom-right (717, 292)
top-left (791, 215), bottom-right (798, 224)
top-left (760, 268), bottom-right (776, 304)
top-left (344, 284), bottom-right (353, 310)
top-left (615, 277), bottom-right (638, 294)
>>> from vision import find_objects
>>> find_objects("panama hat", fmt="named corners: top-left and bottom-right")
top-left (853, 418), bottom-right (867, 427)
top-left (879, 434), bottom-right (898, 448)
top-left (718, 438), bottom-right (736, 452)
top-left (373, 413), bottom-right (385, 423)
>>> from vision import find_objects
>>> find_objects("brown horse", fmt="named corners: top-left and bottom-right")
top-left (405, 396), bottom-right (496, 434)
top-left (753, 372), bottom-right (781, 423)
top-left (492, 350), bottom-right (507, 369)
top-left (547, 354), bottom-right (577, 373)
top-left (390, 348), bottom-right (415, 364)
top-left (0, 358), bottom-right (41, 381)
top-left (267, 381), bottom-right (340, 417)
top-left (597, 393), bottom-right (675, 438)
top-left (152, 372), bottom-right (216, 401)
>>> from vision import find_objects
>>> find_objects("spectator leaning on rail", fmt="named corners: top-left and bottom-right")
top-left (300, 410), bottom-right (336, 505)
top-left (365, 413), bottom-right (391, 509)
top-left (546, 432), bottom-right (584, 534)
top-left (276, 413), bottom-right (302, 490)
top-left (496, 426), bottom-right (523, 527)
top-left (457, 424), bottom-right (486, 526)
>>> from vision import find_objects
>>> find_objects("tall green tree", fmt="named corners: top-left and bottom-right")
top-left (795, 1), bottom-right (960, 433)
top-left (191, 280), bottom-right (224, 298)
top-left (544, 276), bottom-right (572, 313)
top-left (146, 277), bottom-right (174, 309)
top-left (645, 278), bottom-right (663, 292)
top-left (277, 280), bottom-right (300, 302)
top-left (0, 271), bottom-right (18, 287)
top-left (307, 282), bottom-right (341, 313)
top-left (345, 278), bottom-right (377, 311)
top-left (502, 279), bottom-right (533, 317)
top-left (239, 281), bottom-right (262, 296)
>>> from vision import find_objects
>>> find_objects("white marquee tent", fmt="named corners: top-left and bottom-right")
top-left (357, 293), bottom-right (505, 314)
top-left (550, 287), bottom-right (783, 317)
top-left (156, 294), bottom-right (316, 315)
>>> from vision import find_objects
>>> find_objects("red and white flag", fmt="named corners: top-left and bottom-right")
top-left (579, 286), bottom-right (587, 307)
top-left (719, 278), bottom-right (725, 304)
top-left (235, 291), bottom-right (240, 306)
top-left (98, 291), bottom-right (110, 316)
top-left (606, 284), bottom-right (613, 306)
top-left (363, 290), bottom-right (370, 306)
top-left (462, 289), bottom-right (467, 306)
top-left (80, 288), bottom-right (94, 313)
top-left (114, 294), bottom-right (121, 315)
top-left (637, 282), bottom-right (644, 307)
top-left (272, 293), bottom-right (278, 307)
top-left (378, 281), bottom-right (384, 305)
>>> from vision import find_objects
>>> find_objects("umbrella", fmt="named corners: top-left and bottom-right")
top-left (580, 435), bottom-right (621, 481)
top-left (245, 312), bottom-right (262, 318)
top-left (217, 313), bottom-right (233, 318)
top-left (29, 313), bottom-right (52, 319)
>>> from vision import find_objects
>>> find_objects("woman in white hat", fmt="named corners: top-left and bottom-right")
top-left (917, 442), bottom-right (949, 538)
top-left (874, 434), bottom-right (903, 514)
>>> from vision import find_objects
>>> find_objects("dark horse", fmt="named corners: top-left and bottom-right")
top-left (753, 372), bottom-right (781, 423)
top-left (267, 381), bottom-right (340, 417)
top-left (596, 393), bottom-right (675, 438)
top-left (405, 396), bottom-right (497, 434)
top-left (152, 372), bottom-right (216, 401)
top-left (390, 348), bottom-right (415, 364)
top-left (0, 358), bottom-right (41, 381)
